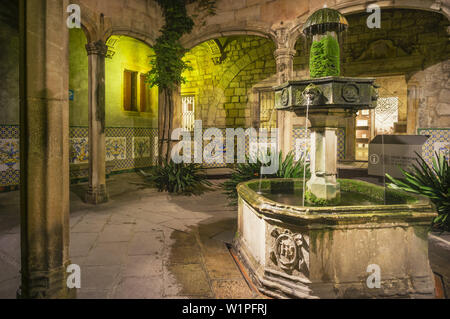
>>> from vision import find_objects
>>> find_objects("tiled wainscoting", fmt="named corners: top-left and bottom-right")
top-left (69, 126), bottom-right (159, 180)
top-left (0, 125), bottom-right (19, 190)
top-left (1, 125), bottom-right (347, 189)
top-left (0, 125), bottom-right (159, 189)
top-left (418, 128), bottom-right (450, 164)
top-left (4, 125), bottom-right (448, 191)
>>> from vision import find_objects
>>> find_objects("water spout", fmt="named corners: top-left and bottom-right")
top-left (302, 97), bottom-right (311, 206)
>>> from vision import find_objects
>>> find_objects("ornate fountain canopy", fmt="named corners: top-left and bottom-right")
top-left (302, 8), bottom-right (349, 36)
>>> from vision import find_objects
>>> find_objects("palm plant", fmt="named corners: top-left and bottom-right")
top-left (142, 160), bottom-right (212, 194)
top-left (222, 150), bottom-right (310, 205)
top-left (386, 152), bottom-right (449, 231)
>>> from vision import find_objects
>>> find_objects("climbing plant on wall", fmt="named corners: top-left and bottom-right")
top-left (146, 0), bottom-right (216, 164)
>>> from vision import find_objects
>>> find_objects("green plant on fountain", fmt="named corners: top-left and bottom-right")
top-left (304, 7), bottom-right (347, 79)
top-left (309, 34), bottom-right (340, 78)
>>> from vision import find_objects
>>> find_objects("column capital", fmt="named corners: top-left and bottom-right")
top-left (85, 40), bottom-right (108, 57)
top-left (273, 24), bottom-right (296, 51)
top-left (274, 47), bottom-right (296, 59)
top-left (274, 48), bottom-right (296, 84)
top-left (272, 25), bottom-right (296, 84)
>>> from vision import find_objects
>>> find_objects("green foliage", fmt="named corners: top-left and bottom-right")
top-left (222, 151), bottom-right (310, 205)
top-left (146, 0), bottom-right (193, 89)
top-left (144, 160), bottom-right (212, 194)
top-left (309, 35), bottom-right (340, 78)
top-left (386, 152), bottom-right (450, 231)
top-left (146, 0), bottom-right (216, 89)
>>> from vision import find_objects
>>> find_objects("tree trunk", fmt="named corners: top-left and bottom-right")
top-left (158, 87), bottom-right (180, 166)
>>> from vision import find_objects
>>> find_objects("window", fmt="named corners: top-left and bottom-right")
top-left (356, 109), bottom-right (372, 161)
top-left (356, 119), bottom-right (368, 127)
top-left (140, 74), bottom-right (148, 112)
top-left (123, 70), bottom-right (138, 111)
top-left (374, 97), bottom-right (399, 135)
top-left (182, 95), bottom-right (195, 131)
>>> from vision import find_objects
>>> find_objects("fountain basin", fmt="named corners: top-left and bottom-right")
top-left (234, 178), bottom-right (436, 298)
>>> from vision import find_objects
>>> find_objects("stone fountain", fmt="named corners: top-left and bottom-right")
top-left (233, 8), bottom-right (436, 298)
top-left (274, 8), bottom-right (378, 204)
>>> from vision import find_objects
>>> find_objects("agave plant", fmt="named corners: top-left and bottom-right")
top-left (142, 160), bottom-right (212, 194)
top-left (222, 150), bottom-right (310, 205)
top-left (386, 152), bottom-right (449, 231)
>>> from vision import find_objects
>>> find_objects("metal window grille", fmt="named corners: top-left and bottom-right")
top-left (182, 95), bottom-right (195, 131)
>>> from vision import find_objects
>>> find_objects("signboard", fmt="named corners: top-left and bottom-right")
top-left (368, 135), bottom-right (429, 178)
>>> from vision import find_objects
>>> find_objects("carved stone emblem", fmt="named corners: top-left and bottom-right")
top-left (342, 83), bottom-right (359, 103)
top-left (281, 88), bottom-right (289, 106)
top-left (270, 228), bottom-right (307, 273)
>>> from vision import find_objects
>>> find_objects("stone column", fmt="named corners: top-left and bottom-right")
top-left (406, 84), bottom-right (418, 135)
top-left (274, 45), bottom-right (296, 156)
top-left (345, 114), bottom-right (356, 161)
top-left (85, 41), bottom-right (109, 204)
top-left (306, 127), bottom-right (340, 201)
top-left (274, 48), bottom-right (295, 85)
top-left (19, 0), bottom-right (74, 298)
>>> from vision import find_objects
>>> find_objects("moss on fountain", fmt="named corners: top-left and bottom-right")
top-left (305, 189), bottom-right (340, 206)
top-left (244, 178), bottom-right (418, 207)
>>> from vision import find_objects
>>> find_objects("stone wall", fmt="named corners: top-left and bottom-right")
top-left (294, 9), bottom-right (449, 78)
top-left (104, 35), bottom-right (158, 127)
top-left (74, 0), bottom-right (163, 44)
top-left (0, 2), bottom-right (19, 190)
top-left (0, 2), bottom-right (19, 125)
top-left (182, 36), bottom-right (276, 128)
top-left (410, 60), bottom-right (450, 129)
top-left (293, 9), bottom-right (450, 134)
top-left (69, 30), bottom-right (158, 128)
top-left (69, 29), bottom-right (89, 126)
top-left (182, 0), bottom-right (449, 49)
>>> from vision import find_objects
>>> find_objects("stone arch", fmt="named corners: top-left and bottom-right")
top-left (103, 28), bottom-right (155, 48)
top-left (183, 35), bottom-right (276, 127)
top-left (72, 0), bottom-right (162, 45)
top-left (182, 25), bottom-right (274, 50)
top-left (75, 2), bottom-right (99, 42)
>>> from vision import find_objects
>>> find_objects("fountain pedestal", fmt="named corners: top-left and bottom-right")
top-left (307, 127), bottom-right (339, 201)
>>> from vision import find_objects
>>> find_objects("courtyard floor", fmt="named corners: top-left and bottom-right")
top-left (0, 173), bottom-right (259, 299)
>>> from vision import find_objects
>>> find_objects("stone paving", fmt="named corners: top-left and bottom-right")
top-left (0, 173), bottom-right (259, 299)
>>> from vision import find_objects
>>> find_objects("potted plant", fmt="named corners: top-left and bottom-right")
top-left (387, 152), bottom-right (449, 298)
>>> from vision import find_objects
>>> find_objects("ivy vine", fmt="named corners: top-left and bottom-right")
top-left (146, 0), bottom-right (216, 89)
top-left (146, 0), bottom-right (216, 164)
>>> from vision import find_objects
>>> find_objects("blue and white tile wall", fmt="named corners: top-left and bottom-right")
top-left (0, 125), bottom-right (20, 187)
top-left (0, 125), bottom-right (160, 187)
top-left (69, 127), bottom-right (159, 178)
top-left (4, 124), bottom-right (448, 189)
top-left (418, 128), bottom-right (450, 164)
